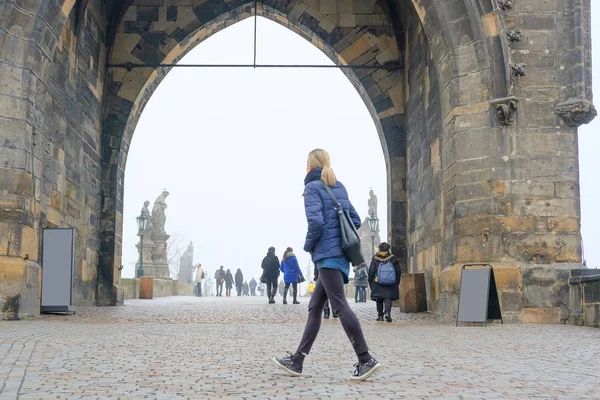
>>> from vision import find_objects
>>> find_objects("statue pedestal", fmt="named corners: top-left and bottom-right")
top-left (139, 263), bottom-right (170, 279)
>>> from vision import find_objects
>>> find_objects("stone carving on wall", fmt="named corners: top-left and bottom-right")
top-left (491, 96), bottom-right (520, 126)
top-left (506, 29), bottom-right (521, 43)
top-left (497, 0), bottom-right (513, 10)
top-left (511, 63), bottom-right (526, 77)
top-left (555, 97), bottom-right (598, 127)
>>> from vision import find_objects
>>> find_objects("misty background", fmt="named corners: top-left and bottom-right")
top-left (122, 10), bottom-right (600, 283)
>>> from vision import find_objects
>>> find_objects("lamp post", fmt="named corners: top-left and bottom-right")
top-left (136, 212), bottom-right (148, 278)
top-left (367, 211), bottom-right (379, 260)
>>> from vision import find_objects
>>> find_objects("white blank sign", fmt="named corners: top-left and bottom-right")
top-left (41, 228), bottom-right (74, 311)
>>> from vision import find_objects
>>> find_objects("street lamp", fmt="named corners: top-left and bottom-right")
top-left (136, 212), bottom-right (148, 278)
top-left (367, 211), bottom-right (379, 259)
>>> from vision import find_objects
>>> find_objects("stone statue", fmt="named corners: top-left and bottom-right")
top-left (368, 189), bottom-right (378, 217)
top-left (151, 191), bottom-right (169, 235)
top-left (141, 200), bottom-right (153, 234)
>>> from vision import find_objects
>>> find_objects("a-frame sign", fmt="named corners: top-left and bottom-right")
top-left (456, 264), bottom-right (503, 326)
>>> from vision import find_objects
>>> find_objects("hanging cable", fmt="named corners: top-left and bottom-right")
top-left (108, 62), bottom-right (402, 71)
top-left (253, 0), bottom-right (258, 68)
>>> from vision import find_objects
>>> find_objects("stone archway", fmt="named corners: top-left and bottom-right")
top-left (100, 0), bottom-right (409, 306)
top-left (0, 0), bottom-right (594, 323)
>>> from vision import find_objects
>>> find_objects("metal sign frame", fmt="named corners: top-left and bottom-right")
top-left (41, 228), bottom-right (76, 314)
top-left (456, 264), bottom-right (503, 326)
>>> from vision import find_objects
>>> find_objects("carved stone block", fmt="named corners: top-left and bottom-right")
top-left (491, 96), bottom-right (520, 126)
top-left (511, 63), bottom-right (526, 77)
top-left (556, 97), bottom-right (597, 127)
top-left (498, 0), bottom-right (513, 10)
top-left (507, 29), bottom-right (522, 43)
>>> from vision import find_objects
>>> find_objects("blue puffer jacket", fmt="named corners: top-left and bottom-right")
top-left (280, 254), bottom-right (303, 284)
top-left (303, 168), bottom-right (361, 262)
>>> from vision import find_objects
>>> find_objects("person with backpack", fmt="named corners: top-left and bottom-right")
top-left (353, 262), bottom-right (368, 303)
top-left (273, 149), bottom-right (380, 381)
top-left (368, 242), bottom-right (402, 322)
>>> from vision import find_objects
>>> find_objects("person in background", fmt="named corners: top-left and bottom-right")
top-left (273, 148), bottom-right (380, 381)
top-left (354, 262), bottom-right (369, 303)
top-left (249, 278), bottom-right (258, 296)
top-left (224, 268), bottom-right (234, 297)
top-left (278, 280), bottom-right (285, 298)
top-left (242, 281), bottom-right (250, 296)
top-left (194, 264), bottom-right (204, 297)
top-left (215, 266), bottom-right (225, 297)
top-left (261, 247), bottom-right (280, 304)
top-left (235, 268), bottom-right (244, 296)
top-left (280, 247), bottom-right (304, 304)
top-left (307, 281), bottom-right (315, 297)
top-left (368, 242), bottom-right (401, 322)
top-left (258, 282), bottom-right (265, 297)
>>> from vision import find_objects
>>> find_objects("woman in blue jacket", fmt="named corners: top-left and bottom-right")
top-left (273, 149), bottom-right (381, 381)
top-left (280, 247), bottom-right (304, 305)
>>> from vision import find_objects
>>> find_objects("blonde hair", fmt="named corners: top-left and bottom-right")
top-left (307, 149), bottom-right (337, 186)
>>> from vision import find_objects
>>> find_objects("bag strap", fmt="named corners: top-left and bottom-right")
top-left (321, 180), bottom-right (341, 210)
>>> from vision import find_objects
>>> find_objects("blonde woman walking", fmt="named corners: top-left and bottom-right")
top-left (273, 149), bottom-right (381, 381)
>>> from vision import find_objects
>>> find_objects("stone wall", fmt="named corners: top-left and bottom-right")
top-left (403, 4), bottom-right (444, 312)
top-left (569, 269), bottom-right (600, 328)
top-left (0, 1), bottom-right (110, 308)
top-left (121, 278), bottom-right (193, 300)
top-left (0, 260), bottom-right (41, 320)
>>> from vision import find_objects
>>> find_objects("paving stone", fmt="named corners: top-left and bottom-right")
top-left (0, 296), bottom-right (598, 399)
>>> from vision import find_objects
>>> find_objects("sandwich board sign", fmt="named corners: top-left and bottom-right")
top-left (456, 264), bottom-right (503, 326)
top-left (41, 228), bottom-right (75, 314)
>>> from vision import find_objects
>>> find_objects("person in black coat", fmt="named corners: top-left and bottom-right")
top-left (235, 269), bottom-right (244, 296)
top-left (224, 269), bottom-right (234, 297)
top-left (261, 246), bottom-right (280, 304)
top-left (368, 242), bottom-right (401, 322)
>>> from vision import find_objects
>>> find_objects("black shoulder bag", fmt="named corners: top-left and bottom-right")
top-left (321, 181), bottom-right (365, 266)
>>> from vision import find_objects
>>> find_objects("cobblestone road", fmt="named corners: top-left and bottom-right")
top-left (1, 296), bottom-right (599, 399)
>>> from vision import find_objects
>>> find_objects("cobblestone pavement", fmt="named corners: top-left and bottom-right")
top-left (1, 296), bottom-right (599, 400)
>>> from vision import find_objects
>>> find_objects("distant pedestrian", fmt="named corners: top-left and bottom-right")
top-left (249, 278), bottom-right (257, 296)
top-left (242, 281), bottom-right (250, 296)
top-left (306, 281), bottom-right (315, 297)
top-left (215, 266), bottom-right (225, 297)
top-left (354, 262), bottom-right (368, 303)
top-left (258, 282), bottom-right (265, 297)
top-left (261, 247), bottom-right (280, 304)
top-left (273, 148), bottom-right (380, 381)
top-left (235, 269), bottom-right (244, 296)
top-left (224, 269), bottom-right (234, 297)
top-left (280, 247), bottom-right (304, 304)
top-left (368, 242), bottom-right (401, 322)
top-left (194, 264), bottom-right (204, 297)
top-left (278, 280), bottom-right (285, 298)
